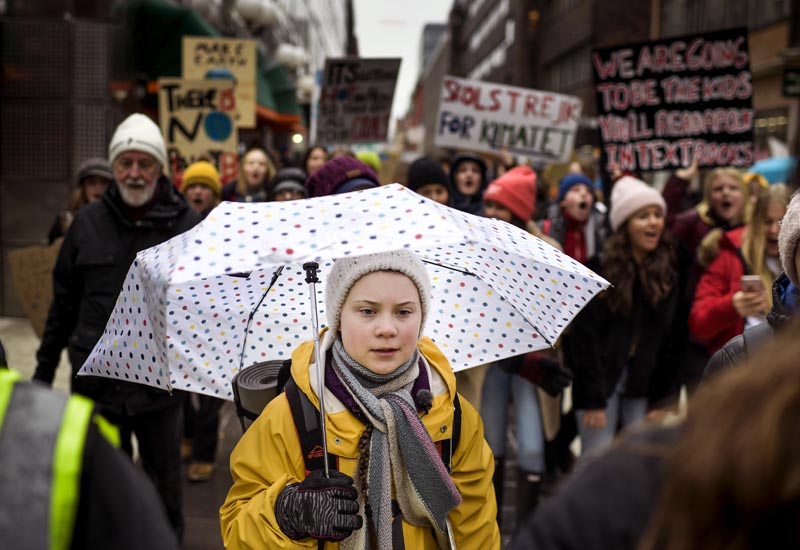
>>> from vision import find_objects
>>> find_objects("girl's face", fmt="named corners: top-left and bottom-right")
top-left (306, 148), bottom-right (328, 175)
top-left (83, 176), bottom-right (110, 202)
top-left (416, 183), bottom-right (449, 205)
top-left (242, 150), bottom-right (269, 188)
top-left (184, 184), bottom-right (216, 214)
top-left (626, 204), bottom-right (665, 258)
top-left (560, 184), bottom-right (594, 222)
top-left (484, 199), bottom-right (514, 223)
top-left (764, 200), bottom-right (786, 258)
top-left (339, 271), bottom-right (422, 375)
top-left (708, 175), bottom-right (744, 224)
top-left (454, 161), bottom-right (482, 196)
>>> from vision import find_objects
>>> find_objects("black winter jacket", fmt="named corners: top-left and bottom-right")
top-left (565, 256), bottom-right (684, 410)
top-left (34, 177), bottom-right (199, 416)
top-left (511, 426), bottom-right (678, 550)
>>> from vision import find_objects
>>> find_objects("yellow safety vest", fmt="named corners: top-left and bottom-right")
top-left (0, 370), bottom-right (119, 550)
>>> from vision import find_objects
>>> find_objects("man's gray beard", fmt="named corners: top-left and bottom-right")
top-left (118, 178), bottom-right (156, 207)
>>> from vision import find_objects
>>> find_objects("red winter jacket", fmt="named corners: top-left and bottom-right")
top-left (689, 227), bottom-right (747, 355)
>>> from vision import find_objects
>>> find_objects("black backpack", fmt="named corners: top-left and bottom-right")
top-left (279, 361), bottom-right (462, 474)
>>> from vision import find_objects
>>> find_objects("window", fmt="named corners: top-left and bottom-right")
top-left (661, 0), bottom-right (789, 36)
top-left (544, 44), bottom-right (591, 93)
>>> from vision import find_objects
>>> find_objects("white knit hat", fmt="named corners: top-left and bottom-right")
top-left (609, 176), bottom-right (667, 231)
top-left (779, 191), bottom-right (800, 285)
top-left (322, 250), bottom-right (432, 350)
top-left (108, 113), bottom-right (168, 169)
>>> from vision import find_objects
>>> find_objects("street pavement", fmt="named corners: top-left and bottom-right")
top-left (0, 315), bottom-right (524, 549)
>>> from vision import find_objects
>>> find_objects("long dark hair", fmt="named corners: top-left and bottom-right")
top-left (601, 223), bottom-right (676, 315)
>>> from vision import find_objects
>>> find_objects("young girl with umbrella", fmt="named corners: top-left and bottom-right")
top-left (220, 250), bottom-right (500, 549)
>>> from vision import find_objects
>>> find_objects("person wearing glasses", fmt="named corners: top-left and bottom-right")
top-left (33, 113), bottom-right (200, 541)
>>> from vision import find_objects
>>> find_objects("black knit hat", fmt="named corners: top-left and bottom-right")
top-left (406, 156), bottom-right (452, 194)
top-left (449, 153), bottom-right (487, 185)
top-left (268, 167), bottom-right (308, 200)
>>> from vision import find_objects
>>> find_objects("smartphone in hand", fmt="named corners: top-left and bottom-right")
top-left (740, 275), bottom-right (765, 294)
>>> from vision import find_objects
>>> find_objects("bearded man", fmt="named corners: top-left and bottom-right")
top-left (34, 113), bottom-right (200, 539)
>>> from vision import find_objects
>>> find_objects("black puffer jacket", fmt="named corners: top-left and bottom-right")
top-left (34, 176), bottom-right (199, 416)
top-left (564, 256), bottom-right (685, 410)
top-left (703, 273), bottom-right (797, 380)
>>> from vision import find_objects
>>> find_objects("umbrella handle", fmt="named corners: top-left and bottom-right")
top-left (303, 262), bottom-right (330, 478)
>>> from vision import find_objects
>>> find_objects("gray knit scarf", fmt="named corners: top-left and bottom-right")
top-left (330, 339), bottom-right (462, 549)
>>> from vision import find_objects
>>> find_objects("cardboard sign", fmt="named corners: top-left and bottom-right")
top-left (315, 57), bottom-right (401, 145)
top-left (8, 241), bottom-right (62, 339)
top-left (182, 36), bottom-right (257, 128)
top-left (158, 78), bottom-right (239, 183)
top-left (592, 27), bottom-right (754, 173)
top-left (434, 76), bottom-right (582, 163)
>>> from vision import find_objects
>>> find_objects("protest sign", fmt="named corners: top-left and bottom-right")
top-left (592, 27), bottom-right (753, 173)
top-left (158, 78), bottom-right (239, 183)
top-left (182, 36), bottom-right (257, 128)
top-left (435, 76), bottom-right (582, 163)
top-left (315, 57), bottom-right (401, 145)
top-left (8, 241), bottom-right (61, 338)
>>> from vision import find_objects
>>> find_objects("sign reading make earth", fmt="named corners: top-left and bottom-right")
top-left (157, 78), bottom-right (239, 182)
top-left (182, 36), bottom-right (257, 128)
top-left (592, 27), bottom-right (753, 173)
top-left (435, 76), bottom-right (582, 163)
top-left (315, 57), bottom-right (401, 145)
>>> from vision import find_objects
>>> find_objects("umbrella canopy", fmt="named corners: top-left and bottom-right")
top-left (80, 184), bottom-right (608, 399)
top-left (749, 156), bottom-right (797, 184)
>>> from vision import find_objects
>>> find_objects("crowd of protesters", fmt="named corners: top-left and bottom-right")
top-left (3, 108), bottom-right (799, 549)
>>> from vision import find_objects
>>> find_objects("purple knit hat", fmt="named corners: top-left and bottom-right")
top-left (306, 156), bottom-right (380, 198)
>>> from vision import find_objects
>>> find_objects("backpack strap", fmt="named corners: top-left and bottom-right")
top-left (284, 377), bottom-right (338, 476)
top-left (437, 393), bottom-right (462, 473)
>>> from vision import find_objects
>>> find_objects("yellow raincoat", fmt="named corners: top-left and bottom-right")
top-left (220, 336), bottom-right (501, 549)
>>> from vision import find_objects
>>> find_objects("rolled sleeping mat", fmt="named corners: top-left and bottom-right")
top-left (232, 360), bottom-right (284, 432)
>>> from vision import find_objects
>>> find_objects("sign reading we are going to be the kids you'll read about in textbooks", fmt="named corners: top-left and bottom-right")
top-left (592, 27), bottom-right (754, 173)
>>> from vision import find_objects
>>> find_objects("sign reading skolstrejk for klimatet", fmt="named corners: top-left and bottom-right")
top-left (435, 76), bottom-right (583, 163)
top-left (315, 57), bottom-right (401, 145)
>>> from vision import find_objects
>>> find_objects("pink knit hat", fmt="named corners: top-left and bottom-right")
top-left (609, 176), bottom-right (667, 231)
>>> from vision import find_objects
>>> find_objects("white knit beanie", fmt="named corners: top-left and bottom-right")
top-left (779, 191), bottom-right (800, 285)
top-left (609, 176), bottom-right (667, 231)
top-left (108, 113), bottom-right (168, 169)
top-left (322, 250), bottom-right (432, 351)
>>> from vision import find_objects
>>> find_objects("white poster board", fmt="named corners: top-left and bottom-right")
top-left (435, 75), bottom-right (583, 163)
top-left (315, 57), bottom-right (401, 145)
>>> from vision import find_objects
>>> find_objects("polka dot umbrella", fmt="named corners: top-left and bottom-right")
top-left (79, 183), bottom-right (608, 400)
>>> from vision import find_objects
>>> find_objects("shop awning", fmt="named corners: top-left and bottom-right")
top-left (120, 0), bottom-right (300, 128)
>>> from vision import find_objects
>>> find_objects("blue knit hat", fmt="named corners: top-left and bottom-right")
top-left (557, 173), bottom-right (594, 203)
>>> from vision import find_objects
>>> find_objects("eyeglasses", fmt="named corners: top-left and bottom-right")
top-left (114, 156), bottom-right (158, 172)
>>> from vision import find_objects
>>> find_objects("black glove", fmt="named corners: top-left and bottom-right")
top-left (275, 469), bottom-right (363, 542)
top-left (518, 354), bottom-right (573, 397)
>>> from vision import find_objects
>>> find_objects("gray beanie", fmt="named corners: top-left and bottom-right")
top-left (108, 113), bottom-right (168, 169)
top-left (322, 250), bottom-right (431, 351)
top-left (779, 191), bottom-right (800, 284)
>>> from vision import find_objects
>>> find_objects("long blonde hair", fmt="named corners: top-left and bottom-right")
top-left (741, 184), bottom-right (790, 306)
top-left (234, 147), bottom-right (276, 198)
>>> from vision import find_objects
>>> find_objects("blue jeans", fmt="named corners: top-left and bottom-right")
top-left (577, 373), bottom-right (647, 455)
top-left (480, 363), bottom-right (545, 472)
